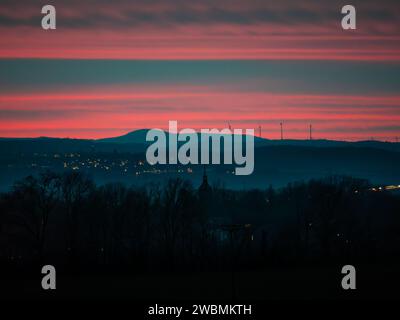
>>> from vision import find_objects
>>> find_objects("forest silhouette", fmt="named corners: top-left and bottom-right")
top-left (1, 170), bottom-right (399, 299)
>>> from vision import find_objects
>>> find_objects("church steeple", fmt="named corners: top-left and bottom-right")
top-left (199, 165), bottom-right (211, 193)
top-left (202, 165), bottom-right (208, 184)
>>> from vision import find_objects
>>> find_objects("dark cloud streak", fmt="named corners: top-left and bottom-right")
top-left (0, 0), bottom-right (398, 33)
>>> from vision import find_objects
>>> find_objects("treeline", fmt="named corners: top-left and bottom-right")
top-left (0, 171), bottom-right (399, 273)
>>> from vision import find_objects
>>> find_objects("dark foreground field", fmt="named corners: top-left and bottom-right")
top-left (3, 264), bottom-right (400, 301)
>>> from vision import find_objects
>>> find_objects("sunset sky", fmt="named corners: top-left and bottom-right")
top-left (0, 0), bottom-right (399, 140)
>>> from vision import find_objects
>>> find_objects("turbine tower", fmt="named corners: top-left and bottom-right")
top-left (280, 122), bottom-right (283, 140)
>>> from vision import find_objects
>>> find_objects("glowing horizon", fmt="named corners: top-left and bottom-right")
top-left (0, 0), bottom-right (399, 141)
